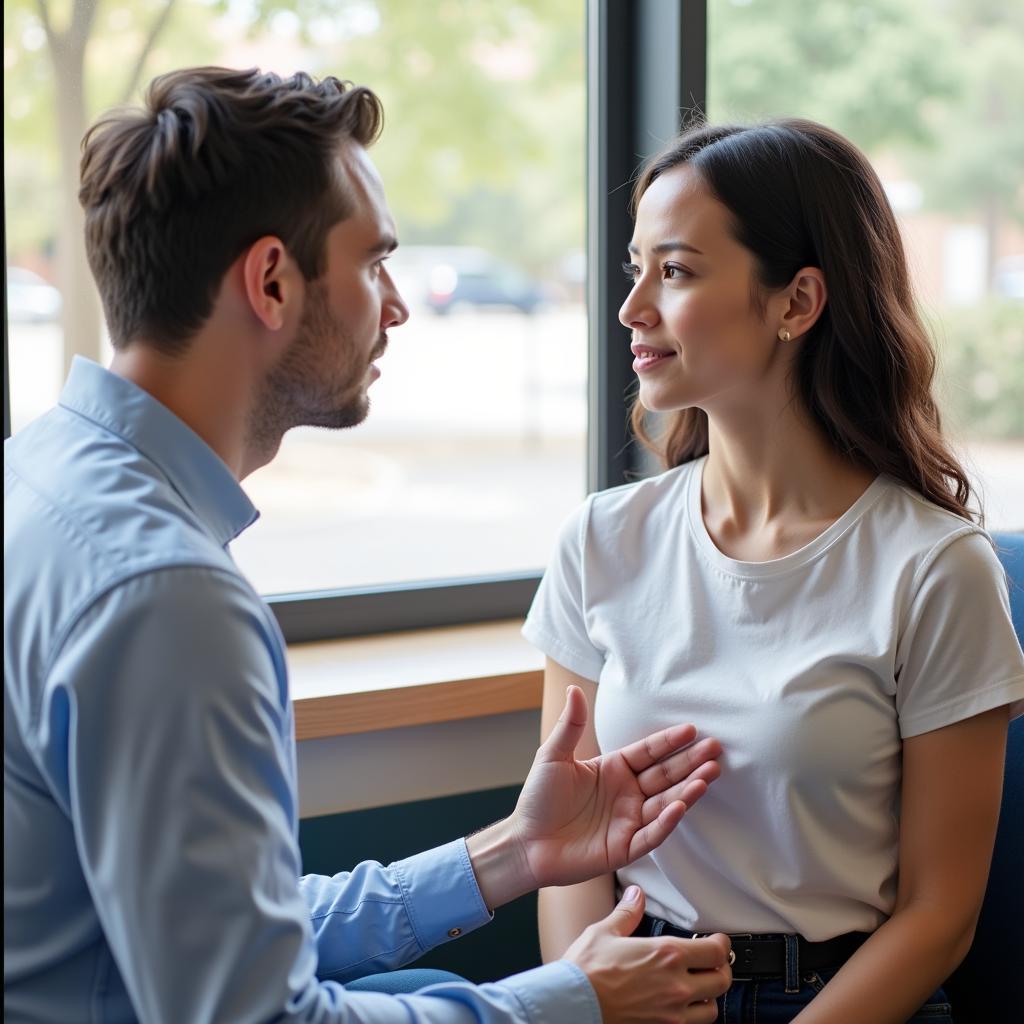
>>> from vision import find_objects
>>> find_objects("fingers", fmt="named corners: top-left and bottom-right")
top-left (640, 761), bottom-right (721, 824)
top-left (619, 722), bottom-right (700, 773)
top-left (635, 735), bottom-right (723, 798)
top-left (538, 685), bottom-right (588, 761)
top-left (684, 1001), bottom-right (721, 1024)
top-left (678, 932), bottom-right (732, 971)
top-left (625, 934), bottom-right (732, 994)
top-left (626, 800), bottom-right (688, 862)
top-left (592, 884), bottom-right (647, 936)
top-left (641, 779), bottom-right (705, 827)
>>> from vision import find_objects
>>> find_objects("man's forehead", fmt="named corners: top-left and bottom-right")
top-left (338, 142), bottom-right (386, 202)
top-left (335, 142), bottom-right (394, 233)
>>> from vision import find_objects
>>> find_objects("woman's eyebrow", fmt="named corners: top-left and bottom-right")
top-left (627, 240), bottom-right (704, 256)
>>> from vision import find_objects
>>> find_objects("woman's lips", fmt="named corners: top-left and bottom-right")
top-left (631, 346), bottom-right (676, 373)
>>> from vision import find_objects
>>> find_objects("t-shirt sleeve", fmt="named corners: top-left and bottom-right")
top-left (895, 530), bottom-right (1024, 738)
top-left (522, 498), bottom-right (605, 681)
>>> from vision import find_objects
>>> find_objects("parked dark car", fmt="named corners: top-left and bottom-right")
top-left (387, 246), bottom-right (543, 315)
top-left (427, 258), bottom-right (543, 314)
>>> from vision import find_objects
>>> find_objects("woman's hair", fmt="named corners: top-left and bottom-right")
top-left (79, 66), bottom-right (384, 355)
top-left (628, 118), bottom-right (977, 522)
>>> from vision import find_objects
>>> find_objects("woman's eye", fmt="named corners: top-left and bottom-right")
top-left (662, 263), bottom-right (690, 280)
top-left (621, 261), bottom-right (640, 280)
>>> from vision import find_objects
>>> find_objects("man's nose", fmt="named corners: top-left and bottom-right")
top-left (384, 281), bottom-right (409, 330)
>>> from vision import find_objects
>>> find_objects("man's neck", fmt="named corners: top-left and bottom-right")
top-left (109, 337), bottom-right (260, 480)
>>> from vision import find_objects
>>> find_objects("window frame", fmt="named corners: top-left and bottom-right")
top-left (1, 0), bottom-right (707, 642)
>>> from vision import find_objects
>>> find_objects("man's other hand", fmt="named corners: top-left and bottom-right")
top-left (564, 886), bottom-right (731, 1023)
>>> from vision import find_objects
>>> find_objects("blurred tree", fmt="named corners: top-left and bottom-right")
top-left (708, 0), bottom-right (959, 151)
top-left (248, 0), bottom-right (583, 273)
top-left (708, 0), bottom-right (1024, 292)
top-left (5, 0), bottom-right (217, 372)
top-left (4, 0), bottom-right (582, 375)
top-left (909, 0), bottom-right (1024, 288)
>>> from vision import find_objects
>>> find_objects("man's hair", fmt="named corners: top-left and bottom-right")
top-left (79, 66), bottom-right (383, 354)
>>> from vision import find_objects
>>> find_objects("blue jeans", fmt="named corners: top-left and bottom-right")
top-left (344, 968), bottom-right (467, 995)
top-left (717, 967), bottom-right (954, 1023)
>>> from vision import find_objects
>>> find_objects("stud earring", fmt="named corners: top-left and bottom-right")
top-left (778, 328), bottom-right (792, 342)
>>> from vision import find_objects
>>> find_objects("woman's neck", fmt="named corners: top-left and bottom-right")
top-left (699, 399), bottom-right (875, 561)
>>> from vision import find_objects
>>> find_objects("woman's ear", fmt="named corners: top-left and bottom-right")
top-left (779, 266), bottom-right (827, 341)
top-left (240, 236), bottom-right (302, 332)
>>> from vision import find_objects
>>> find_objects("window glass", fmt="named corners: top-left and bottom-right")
top-left (709, 0), bottom-right (1023, 529)
top-left (4, 0), bottom-right (587, 593)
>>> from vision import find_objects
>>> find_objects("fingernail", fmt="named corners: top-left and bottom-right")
top-left (623, 885), bottom-right (640, 904)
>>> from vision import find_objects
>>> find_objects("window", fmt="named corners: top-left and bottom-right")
top-left (4, 0), bottom-right (588, 631)
top-left (11, 1), bottom-right (1009, 644)
top-left (708, 0), bottom-right (1024, 530)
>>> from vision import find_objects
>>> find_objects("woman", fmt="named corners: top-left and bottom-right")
top-left (524, 119), bottom-right (1024, 1023)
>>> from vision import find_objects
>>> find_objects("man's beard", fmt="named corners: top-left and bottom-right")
top-left (248, 282), bottom-right (375, 459)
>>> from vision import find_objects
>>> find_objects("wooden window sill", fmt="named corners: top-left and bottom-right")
top-left (289, 619), bottom-right (544, 741)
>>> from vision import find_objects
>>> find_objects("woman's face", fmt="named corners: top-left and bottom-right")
top-left (619, 163), bottom-right (784, 415)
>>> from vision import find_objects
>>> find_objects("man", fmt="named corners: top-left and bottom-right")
top-left (4, 67), bottom-right (731, 1022)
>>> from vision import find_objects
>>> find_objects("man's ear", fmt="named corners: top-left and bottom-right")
top-left (240, 236), bottom-right (301, 332)
top-left (779, 266), bottom-right (827, 341)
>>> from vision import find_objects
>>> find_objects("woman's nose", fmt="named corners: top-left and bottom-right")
top-left (619, 283), bottom-right (657, 330)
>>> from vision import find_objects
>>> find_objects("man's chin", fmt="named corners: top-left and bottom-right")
top-left (303, 398), bottom-right (370, 431)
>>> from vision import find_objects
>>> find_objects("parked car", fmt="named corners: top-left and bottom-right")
top-left (386, 246), bottom-right (543, 315)
top-left (6, 266), bottom-right (62, 323)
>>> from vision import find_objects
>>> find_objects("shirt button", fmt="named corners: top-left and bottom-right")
top-left (447, 927), bottom-right (462, 938)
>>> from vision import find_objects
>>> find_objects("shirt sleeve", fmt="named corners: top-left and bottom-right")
top-left (522, 498), bottom-right (606, 680)
top-left (42, 565), bottom-right (598, 1024)
top-left (299, 839), bottom-right (493, 981)
top-left (895, 530), bottom-right (1024, 738)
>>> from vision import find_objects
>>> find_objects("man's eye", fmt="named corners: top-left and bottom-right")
top-left (621, 261), bottom-right (640, 280)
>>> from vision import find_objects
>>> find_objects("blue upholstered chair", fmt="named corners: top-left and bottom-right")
top-left (942, 531), bottom-right (1024, 1023)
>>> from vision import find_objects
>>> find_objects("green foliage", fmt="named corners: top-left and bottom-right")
top-left (708, 0), bottom-right (958, 151)
top-left (933, 301), bottom-right (1024, 439)
top-left (3, 0), bottom-right (583, 272)
top-left (910, 26), bottom-right (1024, 221)
top-left (708, 0), bottom-right (1024, 226)
top-left (4, 0), bottom-right (226, 254)
top-left (301, 0), bottom-right (584, 268)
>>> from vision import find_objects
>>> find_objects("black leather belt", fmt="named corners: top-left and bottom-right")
top-left (636, 914), bottom-right (870, 977)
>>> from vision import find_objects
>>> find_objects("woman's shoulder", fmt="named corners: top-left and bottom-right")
top-left (587, 459), bottom-right (697, 515)
top-left (869, 476), bottom-right (997, 582)
top-left (547, 461), bottom-right (697, 560)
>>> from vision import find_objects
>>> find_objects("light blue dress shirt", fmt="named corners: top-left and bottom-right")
top-left (4, 358), bottom-right (600, 1024)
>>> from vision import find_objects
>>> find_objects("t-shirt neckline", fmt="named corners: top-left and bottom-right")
top-left (686, 455), bottom-right (888, 579)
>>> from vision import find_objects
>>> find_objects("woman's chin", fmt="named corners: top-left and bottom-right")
top-left (637, 385), bottom-right (701, 415)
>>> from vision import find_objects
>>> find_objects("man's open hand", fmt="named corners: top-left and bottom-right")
top-left (512, 685), bottom-right (722, 889)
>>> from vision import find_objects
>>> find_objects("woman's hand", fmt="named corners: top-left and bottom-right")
top-left (513, 684), bottom-right (722, 890)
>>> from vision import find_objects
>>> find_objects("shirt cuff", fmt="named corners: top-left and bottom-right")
top-left (391, 838), bottom-right (493, 954)
top-left (498, 961), bottom-right (602, 1024)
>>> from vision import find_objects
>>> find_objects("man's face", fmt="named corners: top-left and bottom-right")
top-left (258, 143), bottom-right (408, 437)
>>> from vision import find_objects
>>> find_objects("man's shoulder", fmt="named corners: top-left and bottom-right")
top-left (5, 411), bottom-right (252, 690)
top-left (6, 406), bottom-right (232, 579)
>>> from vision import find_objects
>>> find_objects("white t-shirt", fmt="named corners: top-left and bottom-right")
top-left (523, 457), bottom-right (1024, 941)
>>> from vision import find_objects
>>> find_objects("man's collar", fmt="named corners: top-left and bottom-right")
top-left (59, 357), bottom-right (259, 545)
